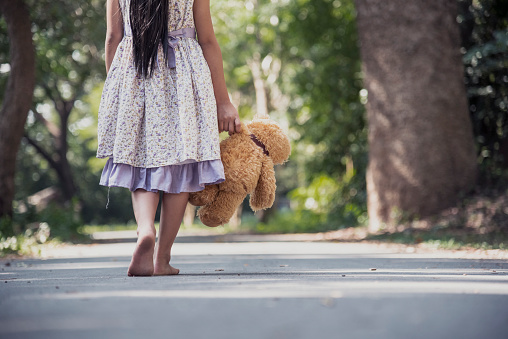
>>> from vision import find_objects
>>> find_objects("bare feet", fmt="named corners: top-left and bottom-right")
top-left (154, 261), bottom-right (180, 276)
top-left (127, 234), bottom-right (155, 277)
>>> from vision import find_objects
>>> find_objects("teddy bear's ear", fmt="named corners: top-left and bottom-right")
top-left (247, 119), bottom-right (291, 165)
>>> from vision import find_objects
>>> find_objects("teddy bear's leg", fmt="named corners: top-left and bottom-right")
top-left (249, 158), bottom-right (276, 211)
top-left (188, 184), bottom-right (219, 206)
top-left (197, 191), bottom-right (246, 227)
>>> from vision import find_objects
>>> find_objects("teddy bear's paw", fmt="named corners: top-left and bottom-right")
top-left (249, 191), bottom-right (275, 211)
top-left (189, 192), bottom-right (207, 206)
top-left (197, 208), bottom-right (229, 228)
top-left (188, 185), bottom-right (219, 206)
top-left (200, 218), bottom-right (225, 228)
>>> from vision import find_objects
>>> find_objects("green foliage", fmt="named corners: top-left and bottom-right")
top-left (0, 216), bottom-right (14, 238)
top-left (278, 0), bottom-right (367, 228)
top-left (78, 223), bottom-right (138, 235)
top-left (290, 175), bottom-right (339, 215)
top-left (213, 0), bottom-right (367, 231)
top-left (36, 201), bottom-right (84, 241)
top-left (26, 0), bottom-right (106, 99)
top-left (292, 173), bottom-right (366, 225)
top-left (0, 220), bottom-right (54, 257)
top-left (0, 203), bottom-right (82, 256)
top-left (0, 234), bottom-right (44, 257)
top-left (9, 200), bottom-right (83, 241)
top-left (458, 0), bottom-right (508, 184)
top-left (22, 0), bottom-right (106, 197)
top-left (247, 209), bottom-right (329, 234)
top-left (1, 0), bottom-right (106, 196)
top-left (247, 174), bottom-right (367, 234)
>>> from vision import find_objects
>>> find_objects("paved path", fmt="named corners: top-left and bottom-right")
top-left (1, 236), bottom-right (507, 339)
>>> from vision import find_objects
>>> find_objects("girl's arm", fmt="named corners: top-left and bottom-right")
top-left (193, 0), bottom-right (241, 134)
top-left (105, 0), bottom-right (124, 74)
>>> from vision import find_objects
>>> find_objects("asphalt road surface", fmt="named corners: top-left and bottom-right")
top-left (1, 235), bottom-right (507, 339)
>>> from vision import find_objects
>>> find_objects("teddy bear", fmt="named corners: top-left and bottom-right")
top-left (188, 116), bottom-right (291, 227)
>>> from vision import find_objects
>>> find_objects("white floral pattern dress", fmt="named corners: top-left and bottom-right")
top-left (97, 0), bottom-right (225, 193)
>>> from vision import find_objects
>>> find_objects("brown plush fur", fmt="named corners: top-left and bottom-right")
top-left (189, 117), bottom-right (291, 227)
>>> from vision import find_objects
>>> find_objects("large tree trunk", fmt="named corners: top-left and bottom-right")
top-left (0, 0), bottom-right (35, 222)
top-left (355, 0), bottom-right (477, 232)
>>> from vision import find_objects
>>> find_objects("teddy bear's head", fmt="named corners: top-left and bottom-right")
top-left (247, 117), bottom-right (291, 165)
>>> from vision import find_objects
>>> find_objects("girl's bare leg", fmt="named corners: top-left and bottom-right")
top-left (128, 189), bottom-right (159, 277)
top-left (154, 192), bottom-right (189, 275)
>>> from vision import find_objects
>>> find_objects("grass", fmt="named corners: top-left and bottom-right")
top-left (3, 223), bottom-right (507, 257)
top-left (362, 189), bottom-right (508, 251)
top-left (367, 228), bottom-right (508, 250)
top-left (78, 220), bottom-right (243, 237)
top-left (0, 234), bottom-right (61, 257)
top-left (5, 191), bottom-right (508, 257)
top-left (78, 223), bottom-right (139, 234)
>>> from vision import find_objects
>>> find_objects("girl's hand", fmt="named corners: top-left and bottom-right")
top-left (217, 102), bottom-right (241, 134)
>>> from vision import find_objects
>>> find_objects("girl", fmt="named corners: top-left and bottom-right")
top-left (97, 0), bottom-right (241, 276)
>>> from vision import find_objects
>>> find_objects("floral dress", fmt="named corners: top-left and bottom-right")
top-left (96, 0), bottom-right (224, 193)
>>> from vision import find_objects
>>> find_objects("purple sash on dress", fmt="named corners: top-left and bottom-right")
top-left (124, 27), bottom-right (197, 69)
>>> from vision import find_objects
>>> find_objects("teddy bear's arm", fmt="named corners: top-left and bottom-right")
top-left (188, 184), bottom-right (219, 206)
top-left (197, 190), bottom-right (246, 227)
top-left (249, 157), bottom-right (276, 211)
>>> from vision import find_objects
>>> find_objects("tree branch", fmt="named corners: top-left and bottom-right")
top-left (23, 132), bottom-right (59, 170)
top-left (41, 83), bottom-right (66, 118)
top-left (41, 83), bottom-right (58, 105)
top-left (32, 105), bottom-right (61, 139)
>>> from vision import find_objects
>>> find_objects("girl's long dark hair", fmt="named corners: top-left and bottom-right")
top-left (130, 0), bottom-right (169, 78)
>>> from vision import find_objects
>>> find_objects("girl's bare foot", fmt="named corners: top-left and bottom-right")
top-left (154, 261), bottom-right (180, 275)
top-left (127, 234), bottom-right (155, 276)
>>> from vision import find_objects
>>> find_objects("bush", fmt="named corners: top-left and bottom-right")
top-left (36, 201), bottom-right (83, 241)
top-left (3, 199), bottom-right (84, 246)
top-left (0, 222), bottom-right (51, 256)
top-left (241, 174), bottom-right (367, 234)
top-left (458, 0), bottom-right (508, 184)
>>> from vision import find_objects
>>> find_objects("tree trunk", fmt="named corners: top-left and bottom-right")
top-left (355, 0), bottom-right (477, 231)
top-left (25, 97), bottom-right (78, 204)
top-left (56, 105), bottom-right (77, 201)
top-left (0, 0), bottom-right (35, 221)
top-left (248, 52), bottom-right (269, 118)
top-left (53, 155), bottom-right (78, 202)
